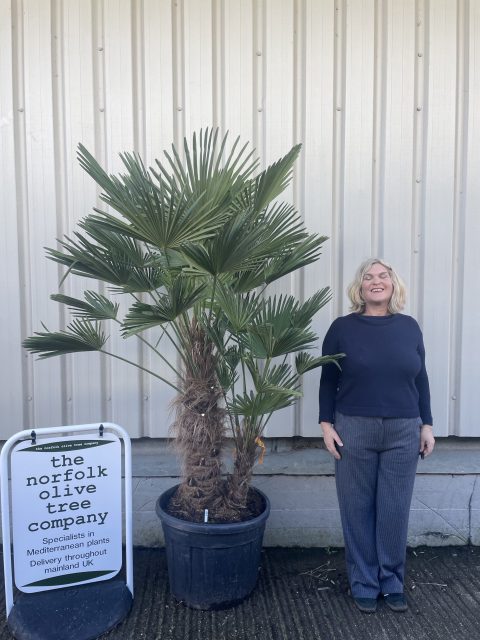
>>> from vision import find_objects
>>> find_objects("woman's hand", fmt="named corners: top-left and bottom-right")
top-left (420, 425), bottom-right (435, 457)
top-left (321, 421), bottom-right (343, 460)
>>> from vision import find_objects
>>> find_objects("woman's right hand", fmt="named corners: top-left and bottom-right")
top-left (321, 422), bottom-right (343, 460)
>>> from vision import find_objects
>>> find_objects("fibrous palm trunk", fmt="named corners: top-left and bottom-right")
top-left (226, 427), bottom-right (257, 511)
top-left (169, 319), bottom-right (227, 522)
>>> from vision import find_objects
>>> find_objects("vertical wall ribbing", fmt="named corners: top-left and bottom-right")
top-left (92, 1), bottom-right (106, 166)
top-left (411, 0), bottom-right (428, 322)
top-left (172, 0), bottom-right (186, 149)
top-left (252, 0), bottom-right (265, 163)
top-left (131, 0), bottom-right (148, 435)
top-left (91, 0), bottom-right (110, 422)
top-left (372, 0), bottom-right (387, 256)
top-left (11, 0), bottom-right (34, 427)
top-left (51, 0), bottom-right (73, 426)
top-left (131, 0), bottom-right (146, 156)
top-left (458, 0), bottom-right (480, 436)
top-left (171, 0), bottom-right (186, 395)
top-left (293, 0), bottom-right (307, 251)
top-left (212, 0), bottom-right (225, 131)
top-left (449, 0), bottom-right (469, 435)
top-left (292, 0), bottom-right (306, 436)
top-left (332, 0), bottom-right (346, 318)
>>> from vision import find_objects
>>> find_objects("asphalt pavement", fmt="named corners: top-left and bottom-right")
top-left (1, 546), bottom-right (480, 640)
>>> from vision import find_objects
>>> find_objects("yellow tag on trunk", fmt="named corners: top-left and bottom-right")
top-left (255, 436), bottom-right (266, 464)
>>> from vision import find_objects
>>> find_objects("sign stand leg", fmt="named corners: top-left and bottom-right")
top-left (7, 579), bottom-right (133, 640)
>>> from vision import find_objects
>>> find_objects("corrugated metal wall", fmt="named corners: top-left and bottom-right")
top-left (1, 0), bottom-right (479, 439)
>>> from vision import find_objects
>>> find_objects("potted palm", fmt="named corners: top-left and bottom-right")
top-left (24, 129), bottom-right (340, 609)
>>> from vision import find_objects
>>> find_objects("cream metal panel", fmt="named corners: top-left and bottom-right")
top-left (381, 0), bottom-right (416, 280)
top-left (301, 0), bottom-right (335, 435)
top-left (0, 0), bottom-right (478, 438)
top-left (458, 0), bottom-right (480, 436)
top-left (221, 1), bottom-right (255, 141)
top-left (54, 0), bottom-right (106, 429)
top-left (140, 0), bottom-right (178, 438)
top-left (342, 0), bottom-right (375, 305)
top-left (422, 0), bottom-right (458, 435)
top-left (262, 0), bottom-right (296, 437)
top-left (0, 0), bottom-right (24, 431)
top-left (20, 0), bottom-right (64, 428)
top-left (101, 0), bottom-right (143, 437)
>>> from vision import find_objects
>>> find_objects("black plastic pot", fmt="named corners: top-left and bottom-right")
top-left (156, 484), bottom-right (270, 610)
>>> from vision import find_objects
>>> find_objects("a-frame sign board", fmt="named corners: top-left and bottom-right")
top-left (1, 423), bottom-right (133, 640)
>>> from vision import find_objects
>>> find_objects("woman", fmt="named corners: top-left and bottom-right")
top-left (319, 258), bottom-right (435, 614)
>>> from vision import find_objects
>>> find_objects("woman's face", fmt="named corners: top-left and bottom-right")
top-left (361, 263), bottom-right (393, 308)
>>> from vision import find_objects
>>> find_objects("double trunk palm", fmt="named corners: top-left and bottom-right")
top-left (24, 129), bottom-right (341, 522)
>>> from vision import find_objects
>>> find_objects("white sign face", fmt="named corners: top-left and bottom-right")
top-left (11, 434), bottom-right (122, 593)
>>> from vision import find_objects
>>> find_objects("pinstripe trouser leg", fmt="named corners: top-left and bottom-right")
top-left (334, 412), bottom-right (421, 598)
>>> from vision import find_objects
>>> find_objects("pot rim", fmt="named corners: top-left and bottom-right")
top-left (155, 483), bottom-right (271, 534)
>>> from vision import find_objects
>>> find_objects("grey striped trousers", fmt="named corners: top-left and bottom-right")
top-left (334, 411), bottom-right (422, 598)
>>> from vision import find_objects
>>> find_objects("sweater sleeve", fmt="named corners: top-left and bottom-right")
top-left (318, 320), bottom-right (341, 424)
top-left (415, 329), bottom-right (433, 426)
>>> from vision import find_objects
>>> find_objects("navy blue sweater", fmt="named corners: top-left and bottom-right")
top-left (319, 313), bottom-right (433, 425)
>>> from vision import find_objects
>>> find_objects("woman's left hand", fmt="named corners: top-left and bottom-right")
top-left (420, 425), bottom-right (435, 457)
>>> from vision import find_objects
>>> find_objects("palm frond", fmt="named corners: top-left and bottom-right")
top-left (78, 142), bottom-right (232, 250)
top-left (295, 351), bottom-right (345, 374)
top-left (48, 225), bottom-right (167, 293)
top-left (233, 144), bottom-right (302, 214)
top-left (293, 288), bottom-right (332, 328)
top-left (122, 278), bottom-right (206, 336)
top-left (228, 387), bottom-right (301, 417)
top-left (215, 357), bottom-right (239, 391)
top-left (248, 202), bottom-right (307, 257)
top-left (254, 295), bottom-right (298, 331)
top-left (241, 325), bottom-right (317, 359)
top-left (179, 212), bottom-right (264, 277)
top-left (264, 235), bottom-right (328, 285)
top-left (244, 359), bottom-right (298, 391)
top-left (50, 291), bottom-right (119, 320)
top-left (155, 129), bottom-right (258, 215)
top-left (23, 320), bottom-right (107, 359)
top-left (214, 287), bottom-right (262, 333)
top-left (229, 266), bottom-right (267, 293)
top-left (237, 297), bottom-right (307, 359)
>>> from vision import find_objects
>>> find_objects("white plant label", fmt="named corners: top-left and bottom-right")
top-left (11, 434), bottom-right (122, 592)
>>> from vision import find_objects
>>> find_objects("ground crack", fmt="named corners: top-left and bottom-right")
top-left (415, 495), bottom-right (469, 544)
top-left (467, 476), bottom-right (478, 544)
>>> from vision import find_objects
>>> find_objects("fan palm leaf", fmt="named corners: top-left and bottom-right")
top-left (232, 144), bottom-right (301, 214)
top-left (78, 142), bottom-right (234, 249)
top-left (293, 288), bottom-right (332, 327)
top-left (156, 129), bottom-right (258, 211)
top-left (179, 213), bottom-right (266, 277)
top-left (295, 351), bottom-right (345, 374)
top-left (50, 291), bottom-right (119, 321)
top-left (228, 386), bottom-right (300, 417)
top-left (213, 287), bottom-right (262, 334)
top-left (22, 320), bottom-right (107, 359)
top-left (264, 235), bottom-right (328, 285)
top-left (122, 277), bottom-right (206, 336)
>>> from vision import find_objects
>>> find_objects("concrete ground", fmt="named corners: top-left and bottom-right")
top-left (2, 546), bottom-right (479, 640)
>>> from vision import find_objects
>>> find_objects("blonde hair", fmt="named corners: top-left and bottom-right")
top-left (347, 258), bottom-right (406, 314)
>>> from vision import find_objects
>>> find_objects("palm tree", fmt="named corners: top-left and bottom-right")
top-left (24, 129), bottom-right (341, 522)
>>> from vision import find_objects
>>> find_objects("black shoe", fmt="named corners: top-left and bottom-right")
top-left (353, 597), bottom-right (377, 613)
top-left (384, 593), bottom-right (408, 612)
